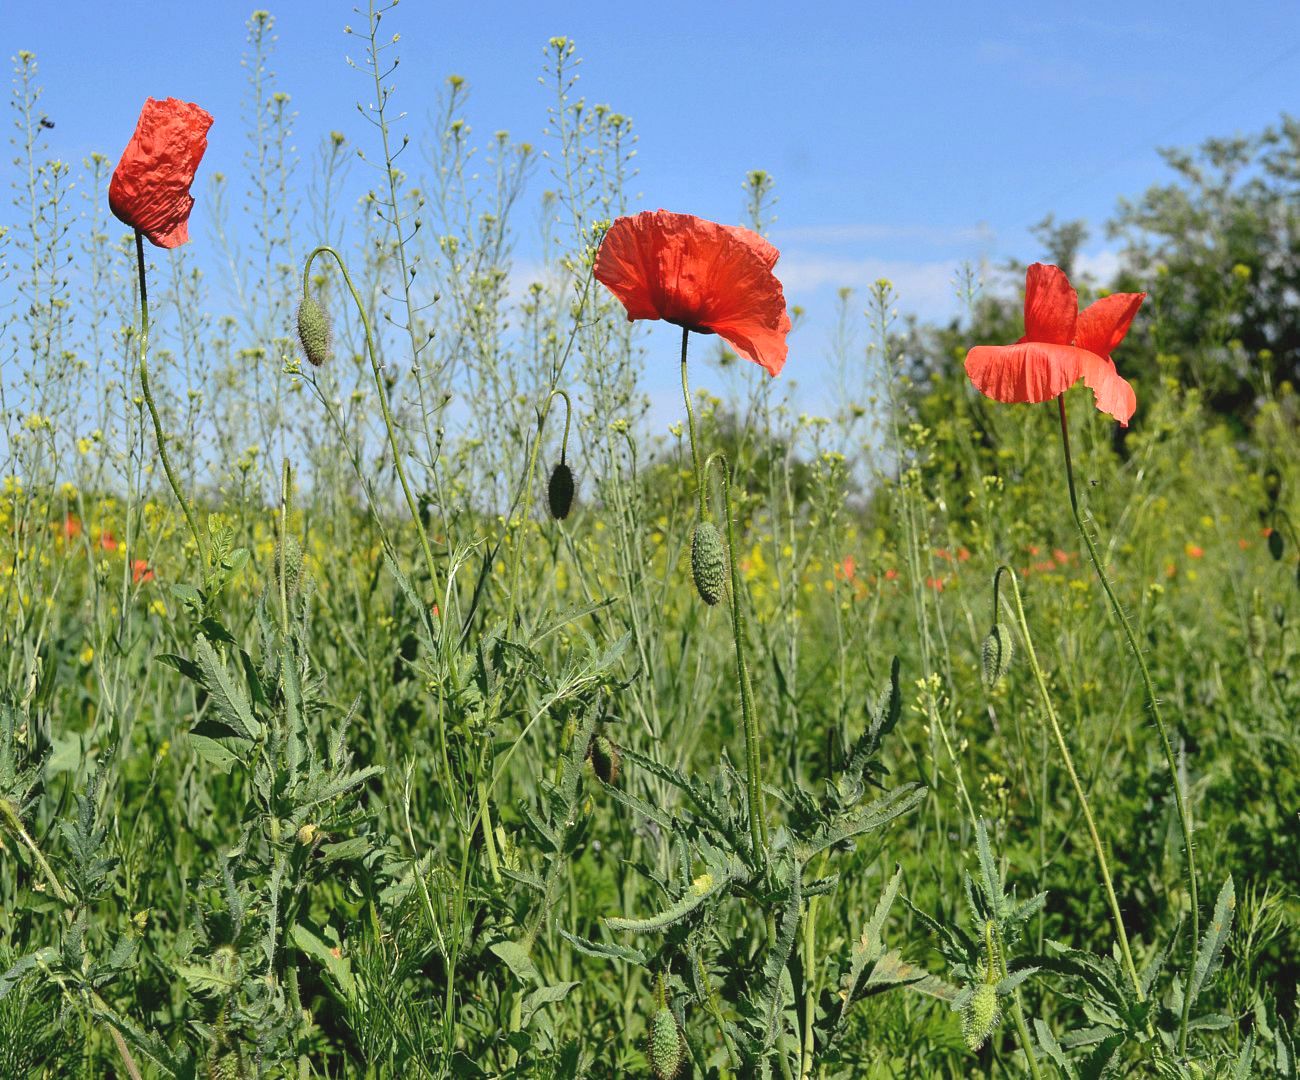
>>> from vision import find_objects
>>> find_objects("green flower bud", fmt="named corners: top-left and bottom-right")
top-left (647, 1004), bottom-right (685, 1080)
top-left (981, 624), bottom-right (1013, 687)
top-left (296, 294), bottom-right (331, 367)
top-left (690, 521), bottom-right (725, 606)
top-left (961, 982), bottom-right (1001, 1051)
top-left (548, 462), bottom-right (574, 520)
top-left (587, 734), bottom-right (620, 785)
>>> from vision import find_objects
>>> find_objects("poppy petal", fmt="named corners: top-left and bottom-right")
top-left (594, 210), bottom-right (791, 375)
top-left (1080, 353), bottom-right (1137, 426)
top-left (965, 341), bottom-right (1090, 404)
top-left (109, 97), bottom-right (213, 249)
top-left (1075, 292), bottom-right (1145, 357)
top-left (1023, 263), bottom-right (1078, 345)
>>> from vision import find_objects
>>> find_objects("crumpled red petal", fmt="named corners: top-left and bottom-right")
top-left (594, 209), bottom-right (791, 376)
top-left (965, 341), bottom-right (1093, 405)
top-left (109, 97), bottom-right (213, 249)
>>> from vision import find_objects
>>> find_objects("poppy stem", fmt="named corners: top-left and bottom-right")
top-left (995, 564), bottom-right (1144, 1001)
top-left (1056, 397), bottom-right (1199, 1054)
top-left (134, 230), bottom-right (208, 569)
top-left (704, 451), bottom-right (768, 861)
top-left (302, 246), bottom-right (442, 606)
top-left (679, 328), bottom-right (708, 520)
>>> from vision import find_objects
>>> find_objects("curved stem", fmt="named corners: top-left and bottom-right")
top-left (704, 451), bottom-right (768, 859)
top-left (303, 246), bottom-right (440, 602)
top-left (1056, 398), bottom-right (1196, 1050)
top-left (135, 231), bottom-right (207, 568)
top-left (996, 564), bottom-right (1144, 1000)
top-left (505, 387), bottom-right (571, 628)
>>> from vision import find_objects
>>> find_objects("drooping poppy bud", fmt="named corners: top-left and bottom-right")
top-left (109, 98), bottom-right (213, 249)
top-left (961, 983), bottom-right (1001, 1051)
top-left (980, 624), bottom-right (1013, 687)
top-left (1269, 527), bottom-right (1285, 561)
top-left (587, 734), bottom-right (620, 784)
top-left (548, 462), bottom-right (575, 520)
top-left (646, 1005), bottom-right (685, 1080)
top-left (297, 294), bottom-right (332, 367)
top-left (690, 521), bottom-right (726, 606)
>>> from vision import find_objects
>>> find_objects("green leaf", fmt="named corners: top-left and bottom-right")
top-left (491, 940), bottom-right (540, 985)
top-left (194, 635), bottom-right (262, 742)
top-left (520, 981), bottom-right (579, 1027)
top-left (1189, 876), bottom-right (1235, 1008)
top-left (290, 922), bottom-right (355, 997)
top-left (558, 930), bottom-right (646, 966)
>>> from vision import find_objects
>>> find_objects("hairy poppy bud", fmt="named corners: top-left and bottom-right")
top-left (691, 521), bottom-right (725, 606)
top-left (296, 823), bottom-right (319, 846)
top-left (1269, 528), bottom-right (1285, 561)
top-left (296, 294), bottom-right (331, 367)
top-left (961, 983), bottom-right (1000, 1051)
top-left (548, 462), bottom-right (574, 520)
top-left (980, 624), bottom-right (1013, 687)
top-left (587, 734), bottom-right (620, 785)
top-left (647, 1005), bottom-right (685, 1080)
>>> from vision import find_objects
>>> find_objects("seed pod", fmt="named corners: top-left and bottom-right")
top-left (980, 624), bottom-right (1013, 687)
top-left (587, 734), bottom-right (620, 785)
top-left (548, 461), bottom-right (575, 520)
top-left (691, 521), bottom-right (726, 606)
top-left (647, 1005), bottom-right (686, 1080)
top-left (296, 294), bottom-right (331, 367)
top-left (1269, 528), bottom-right (1285, 561)
top-left (961, 982), bottom-right (1001, 1051)
top-left (1248, 613), bottom-right (1267, 659)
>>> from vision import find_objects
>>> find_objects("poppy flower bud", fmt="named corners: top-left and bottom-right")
top-left (647, 1005), bottom-right (685, 1080)
top-left (980, 624), bottom-right (1013, 687)
top-left (961, 983), bottom-right (1001, 1051)
top-left (297, 294), bottom-right (331, 367)
top-left (587, 733), bottom-right (620, 785)
top-left (691, 521), bottom-right (726, 606)
top-left (548, 461), bottom-right (575, 520)
top-left (1268, 527), bottom-right (1285, 561)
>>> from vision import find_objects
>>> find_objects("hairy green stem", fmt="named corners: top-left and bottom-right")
top-left (704, 451), bottom-right (768, 858)
top-left (1056, 397), bottom-right (1196, 1051)
top-left (995, 564), bottom-right (1144, 1000)
top-left (680, 327), bottom-right (707, 519)
top-left (302, 247), bottom-right (441, 601)
top-left (134, 231), bottom-right (207, 568)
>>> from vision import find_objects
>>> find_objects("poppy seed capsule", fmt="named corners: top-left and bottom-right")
top-left (296, 294), bottom-right (331, 367)
top-left (980, 624), bottom-right (1013, 687)
top-left (691, 521), bottom-right (726, 605)
top-left (588, 734), bottom-right (620, 784)
top-left (647, 1005), bottom-right (685, 1080)
top-left (961, 983), bottom-right (1001, 1051)
top-left (548, 462), bottom-right (575, 519)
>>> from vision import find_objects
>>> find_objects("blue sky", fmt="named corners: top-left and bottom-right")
top-left (7, 0), bottom-right (1299, 397)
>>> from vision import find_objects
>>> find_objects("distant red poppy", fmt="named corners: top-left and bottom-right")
top-left (100, 531), bottom-right (118, 552)
top-left (132, 559), bottom-right (154, 584)
top-left (594, 210), bottom-right (792, 376)
top-left (109, 97), bottom-right (213, 249)
top-left (62, 514), bottom-right (81, 540)
top-left (965, 263), bottom-right (1145, 426)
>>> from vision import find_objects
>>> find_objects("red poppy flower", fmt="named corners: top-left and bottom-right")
top-left (965, 263), bottom-right (1145, 426)
top-left (593, 209), bottom-right (792, 376)
top-left (132, 559), bottom-right (154, 584)
top-left (109, 97), bottom-right (214, 249)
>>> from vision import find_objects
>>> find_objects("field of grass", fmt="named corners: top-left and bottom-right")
top-left (3, 10), bottom-right (1299, 1079)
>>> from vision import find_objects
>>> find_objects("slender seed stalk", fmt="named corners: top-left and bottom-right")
top-left (134, 231), bottom-right (207, 568)
top-left (1056, 397), bottom-right (1197, 1050)
top-left (995, 565), bottom-right (1144, 1000)
top-left (680, 327), bottom-right (707, 519)
top-left (302, 246), bottom-right (441, 601)
top-left (704, 451), bottom-right (768, 857)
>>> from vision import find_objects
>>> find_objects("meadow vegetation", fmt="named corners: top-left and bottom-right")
top-left (2, 8), bottom-right (1299, 1077)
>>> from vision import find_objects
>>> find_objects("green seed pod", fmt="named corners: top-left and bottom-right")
top-left (296, 294), bottom-right (331, 367)
top-left (1269, 528), bottom-right (1285, 561)
top-left (691, 521), bottom-right (726, 606)
top-left (647, 1005), bottom-right (685, 1080)
top-left (980, 624), bottom-right (1013, 687)
top-left (1248, 613), bottom-right (1267, 658)
top-left (961, 982), bottom-right (1001, 1051)
top-left (588, 734), bottom-right (620, 785)
top-left (548, 462), bottom-right (575, 520)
